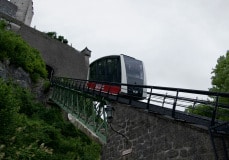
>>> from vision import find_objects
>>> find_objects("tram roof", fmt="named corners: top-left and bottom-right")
top-left (90, 54), bottom-right (140, 65)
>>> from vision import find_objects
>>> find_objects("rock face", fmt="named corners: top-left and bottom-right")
top-left (0, 60), bottom-right (31, 88)
top-left (0, 60), bottom-right (47, 102)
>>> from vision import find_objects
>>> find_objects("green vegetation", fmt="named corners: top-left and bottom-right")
top-left (46, 32), bottom-right (68, 44)
top-left (0, 79), bottom-right (101, 159)
top-left (210, 51), bottom-right (229, 104)
top-left (186, 104), bottom-right (229, 121)
top-left (0, 20), bottom-right (101, 159)
top-left (186, 51), bottom-right (229, 121)
top-left (0, 21), bottom-right (47, 82)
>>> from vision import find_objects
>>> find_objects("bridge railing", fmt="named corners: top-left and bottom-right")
top-left (145, 85), bottom-right (229, 127)
top-left (51, 77), bottom-right (229, 131)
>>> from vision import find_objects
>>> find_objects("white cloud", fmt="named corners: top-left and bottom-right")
top-left (32, 0), bottom-right (229, 90)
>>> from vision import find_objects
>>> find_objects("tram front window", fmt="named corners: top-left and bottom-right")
top-left (124, 56), bottom-right (144, 80)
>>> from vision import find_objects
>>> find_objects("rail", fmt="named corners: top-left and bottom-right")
top-left (51, 76), bottom-right (229, 131)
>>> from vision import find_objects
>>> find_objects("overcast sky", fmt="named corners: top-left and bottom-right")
top-left (31, 0), bottom-right (229, 90)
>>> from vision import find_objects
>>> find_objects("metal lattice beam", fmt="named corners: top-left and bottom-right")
top-left (50, 83), bottom-right (108, 144)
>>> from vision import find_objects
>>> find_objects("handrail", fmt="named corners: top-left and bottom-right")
top-left (51, 76), bottom-right (229, 128)
top-left (52, 76), bottom-right (229, 98)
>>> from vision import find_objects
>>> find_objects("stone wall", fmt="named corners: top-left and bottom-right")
top-left (102, 102), bottom-right (229, 160)
top-left (0, 0), bottom-right (17, 17)
top-left (16, 24), bottom-right (88, 79)
top-left (1, 12), bottom-right (89, 80)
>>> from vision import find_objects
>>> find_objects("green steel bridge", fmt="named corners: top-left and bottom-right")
top-left (50, 76), bottom-right (229, 155)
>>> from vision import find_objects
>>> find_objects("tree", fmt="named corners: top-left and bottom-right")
top-left (210, 51), bottom-right (229, 92)
top-left (209, 51), bottom-right (229, 104)
top-left (186, 51), bottom-right (229, 121)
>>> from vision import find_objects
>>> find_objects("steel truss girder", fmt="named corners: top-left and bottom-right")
top-left (50, 84), bottom-right (108, 144)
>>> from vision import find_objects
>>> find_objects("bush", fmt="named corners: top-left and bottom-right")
top-left (0, 20), bottom-right (101, 159)
top-left (0, 20), bottom-right (47, 81)
top-left (0, 79), bottom-right (20, 141)
top-left (0, 79), bottom-right (101, 159)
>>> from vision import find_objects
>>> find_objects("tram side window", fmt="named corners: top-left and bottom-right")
top-left (97, 60), bottom-right (106, 81)
top-left (106, 58), bottom-right (121, 83)
top-left (89, 63), bottom-right (97, 81)
top-left (90, 57), bottom-right (121, 82)
top-left (106, 59), bottom-right (114, 82)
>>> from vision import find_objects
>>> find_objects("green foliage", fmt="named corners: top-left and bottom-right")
top-left (0, 79), bottom-right (20, 140)
top-left (186, 104), bottom-right (229, 121)
top-left (63, 39), bottom-right (68, 44)
top-left (0, 19), bottom-right (101, 159)
top-left (46, 32), bottom-right (57, 39)
top-left (0, 20), bottom-right (47, 81)
top-left (217, 107), bottom-right (229, 121)
top-left (58, 35), bottom-right (64, 42)
top-left (46, 31), bottom-right (68, 44)
top-left (185, 51), bottom-right (229, 121)
top-left (0, 79), bottom-right (101, 159)
top-left (43, 80), bottom-right (51, 93)
top-left (186, 104), bottom-right (214, 118)
top-left (210, 51), bottom-right (229, 92)
top-left (209, 51), bottom-right (229, 120)
top-left (0, 20), bottom-right (6, 30)
top-left (210, 51), bottom-right (229, 105)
